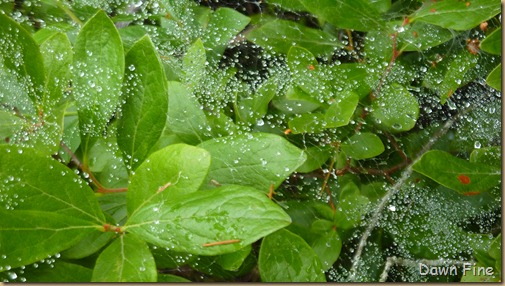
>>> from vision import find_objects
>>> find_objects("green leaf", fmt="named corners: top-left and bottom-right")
top-left (298, 0), bottom-right (387, 31)
top-left (158, 274), bottom-right (191, 282)
top-left (470, 146), bottom-right (501, 168)
top-left (117, 35), bottom-right (168, 171)
top-left (61, 231), bottom-right (114, 259)
top-left (397, 21), bottom-right (457, 51)
top-left (91, 234), bottom-right (157, 282)
top-left (334, 182), bottom-right (370, 229)
top-left (310, 230), bottom-right (342, 271)
top-left (341, 132), bottom-right (385, 160)
top-left (246, 19), bottom-right (341, 56)
top-left (371, 83), bottom-right (419, 132)
top-left (237, 76), bottom-right (277, 125)
top-left (127, 143), bottom-right (211, 216)
top-left (480, 27), bottom-right (501, 55)
top-left (296, 145), bottom-right (333, 173)
top-left (0, 210), bottom-right (99, 271)
top-left (183, 38), bottom-right (206, 89)
top-left (202, 7), bottom-right (250, 64)
top-left (125, 185), bottom-right (291, 256)
top-left (21, 261), bottom-right (92, 282)
top-left (274, 85), bottom-right (321, 114)
top-left (486, 63), bottom-right (501, 91)
top-left (198, 133), bottom-right (306, 191)
top-left (410, 0), bottom-right (500, 31)
top-left (258, 229), bottom-right (326, 282)
top-left (216, 245), bottom-right (252, 271)
top-left (166, 81), bottom-right (211, 144)
top-left (39, 32), bottom-right (72, 109)
top-left (73, 10), bottom-right (124, 140)
top-left (0, 13), bottom-right (45, 106)
top-left (0, 110), bottom-right (24, 140)
top-left (412, 150), bottom-right (501, 194)
top-left (265, 0), bottom-right (307, 11)
top-left (439, 51), bottom-right (479, 104)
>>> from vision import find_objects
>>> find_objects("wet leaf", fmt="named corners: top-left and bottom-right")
top-left (371, 83), bottom-right (419, 132)
top-left (216, 245), bottom-right (252, 271)
top-left (470, 146), bottom-right (501, 168)
top-left (39, 32), bottom-right (72, 109)
top-left (334, 182), bottom-right (370, 229)
top-left (198, 133), bottom-right (306, 191)
top-left (61, 231), bottom-right (114, 259)
top-left (296, 145), bottom-right (333, 173)
top-left (166, 81), bottom-right (211, 144)
top-left (410, 0), bottom-right (500, 31)
top-left (202, 7), bottom-right (250, 63)
top-left (413, 150), bottom-right (501, 194)
top-left (236, 76), bottom-right (277, 125)
top-left (486, 63), bottom-right (501, 91)
top-left (73, 10), bottom-right (124, 144)
top-left (127, 143), bottom-right (211, 216)
top-left (0, 110), bottom-right (24, 140)
top-left (117, 35), bottom-right (168, 171)
top-left (310, 230), bottom-right (342, 271)
top-left (246, 19), bottom-right (341, 56)
top-left (265, 0), bottom-right (307, 11)
top-left (0, 13), bottom-right (45, 106)
top-left (183, 38), bottom-right (206, 89)
top-left (341, 132), bottom-right (385, 160)
top-left (21, 260), bottom-right (92, 282)
top-left (397, 21), bottom-right (457, 51)
top-left (438, 51), bottom-right (479, 104)
top-left (298, 0), bottom-right (387, 31)
top-left (258, 229), bottom-right (326, 282)
top-left (91, 234), bottom-right (157, 282)
top-left (125, 185), bottom-right (291, 256)
top-left (480, 27), bottom-right (501, 55)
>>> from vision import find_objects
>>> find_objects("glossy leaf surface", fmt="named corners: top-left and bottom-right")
top-left (341, 132), bottom-right (385, 160)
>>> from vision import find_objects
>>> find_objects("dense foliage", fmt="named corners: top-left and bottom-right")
top-left (0, 0), bottom-right (501, 282)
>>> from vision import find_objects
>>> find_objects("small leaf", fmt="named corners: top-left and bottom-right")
top-left (371, 83), bottom-right (419, 132)
top-left (296, 146), bottom-right (333, 173)
top-left (202, 7), bottom-right (250, 63)
top-left (486, 63), bottom-right (501, 91)
top-left (258, 229), bottom-right (326, 282)
top-left (438, 51), bottom-right (479, 104)
top-left (117, 35), bottom-right (168, 170)
top-left (334, 182), bottom-right (370, 229)
top-left (246, 19), bottom-right (341, 56)
top-left (91, 234), bottom-right (157, 282)
top-left (413, 150), bottom-right (501, 194)
top-left (410, 0), bottom-right (500, 31)
top-left (125, 185), bottom-right (291, 256)
top-left (298, 0), bottom-right (387, 31)
top-left (127, 143), bottom-right (211, 216)
top-left (236, 76), bottom-right (277, 125)
top-left (310, 230), bottom-right (342, 271)
top-left (183, 38), bottom-right (206, 89)
top-left (397, 21), bottom-right (457, 51)
top-left (341, 132), bottom-right (385, 160)
top-left (470, 146), bottom-right (501, 168)
top-left (480, 27), bottom-right (501, 55)
top-left (216, 245), bottom-right (252, 271)
top-left (198, 133), bottom-right (306, 191)
top-left (166, 81), bottom-right (211, 144)
top-left (0, 110), bottom-right (24, 139)
top-left (73, 10), bottom-right (124, 142)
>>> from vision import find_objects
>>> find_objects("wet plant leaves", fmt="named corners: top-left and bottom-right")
top-left (486, 63), bottom-right (501, 91)
top-left (202, 7), bottom-right (250, 64)
top-left (0, 110), bottom-right (24, 139)
top-left (310, 230), bottom-right (342, 271)
top-left (265, 0), bottom-right (307, 11)
top-left (0, 13), bottom-right (45, 106)
top-left (410, 0), bottom-right (500, 31)
top-left (198, 133), bottom-right (306, 191)
top-left (258, 229), bottom-right (326, 282)
top-left (371, 83), bottom-right (419, 132)
top-left (73, 10), bottom-right (124, 140)
top-left (127, 143), bottom-right (211, 216)
top-left (117, 35), bottom-right (168, 171)
top-left (480, 27), bottom-right (501, 55)
top-left (236, 76), bottom-right (277, 125)
top-left (296, 145), bottom-right (333, 173)
top-left (397, 21), bottom-right (456, 52)
top-left (166, 81), bottom-right (212, 144)
top-left (413, 150), bottom-right (501, 194)
top-left (298, 0), bottom-right (387, 31)
top-left (125, 185), bottom-right (291, 256)
top-left (91, 234), bottom-right (157, 282)
top-left (183, 38), bottom-right (206, 89)
top-left (341, 132), bottom-right (385, 160)
top-left (246, 19), bottom-right (341, 56)
top-left (438, 51), bottom-right (479, 104)
top-left (61, 231), bottom-right (115, 260)
top-left (334, 182), bottom-right (370, 229)
top-left (19, 260), bottom-right (93, 282)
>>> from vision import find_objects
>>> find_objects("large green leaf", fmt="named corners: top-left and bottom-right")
top-left (166, 81), bottom-right (211, 144)
top-left (246, 19), bottom-right (341, 56)
top-left (125, 185), bottom-right (291, 256)
top-left (371, 83), bottom-right (419, 132)
top-left (410, 0), bottom-right (500, 31)
top-left (73, 10), bottom-right (124, 146)
top-left (0, 13), bottom-right (45, 106)
top-left (258, 229), bottom-right (326, 282)
top-left (413, 150), bottom-right (501, 194)
top-left (21, 261), bottom-right (92, 282)
top-left (0, 211), bottom-right (98, 271)
top-left (91, 234), bottom-right (157, 282)
top-left (298, 0), bottom-right (387, 31)
top-left (198, 133), bottom-right (306, 191)
top-left (127, 143), bottom-right (211, 216)
top-left (341, 132), bottom-right (385, 160)
top-left (202, 7), bottom-right (250, 63)
top-left (117, 35), bottom-right (168, 171)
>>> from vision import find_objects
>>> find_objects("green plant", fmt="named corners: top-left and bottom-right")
top-left (0, 0), bottom-right (501, 282)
